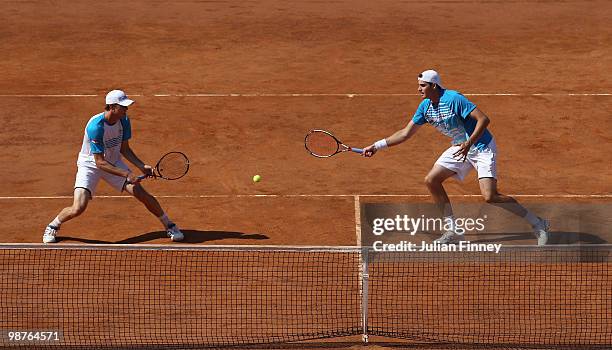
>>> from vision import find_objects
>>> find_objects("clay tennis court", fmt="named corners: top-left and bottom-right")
top-left (0, 0), bottom-right (610, 349)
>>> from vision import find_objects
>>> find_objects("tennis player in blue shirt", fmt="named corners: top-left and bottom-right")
top-left (43, 90), bottom-right (184, 243)
top-left (362, 70), bottom-right (549, 245)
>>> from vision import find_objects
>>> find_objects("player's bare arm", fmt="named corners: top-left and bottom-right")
top-left (363, 120), bottom-right (422, 157)
top-left (452, 108), bottom-right (490, 161)
top-left (120, 140), bottom-right (153, 176)
top-left (93, 153), bottom-right (140, 183)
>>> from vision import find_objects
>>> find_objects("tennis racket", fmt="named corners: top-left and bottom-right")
top-left (305, 129), bottom-right (363, 158)
top-left (137, 151), bottom-right (190, 180)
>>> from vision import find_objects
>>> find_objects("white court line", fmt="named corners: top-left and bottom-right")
top-left (170, 93), bottom-right (612, 97)
top-left (0, 194), bottom-right (610, 199)
top-left (5, 243), bottom-right (608, 249)
top-left (354, 196), bottom-right (362, 246)
top-left (0, 93), bottom-right (610, 97)
top-left (0, 94), bottom-right (99, 97)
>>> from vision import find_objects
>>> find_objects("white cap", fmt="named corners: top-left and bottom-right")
top-left (105, 90), bottom-right (134, 107)
top-left (418, 70), bottom-right (443, 88)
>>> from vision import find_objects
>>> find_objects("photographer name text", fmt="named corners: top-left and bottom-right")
top-left (372, 240), bottom-right (502, 253)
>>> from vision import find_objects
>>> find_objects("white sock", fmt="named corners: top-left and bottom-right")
top-left (443, 215), bottom-right (458, 234)
top-left (158, 213), bottom-right (172, 228)
top-left (524, 211), bottom-right (540, 226)
top-left (50, 216), bottom-right (62, 228)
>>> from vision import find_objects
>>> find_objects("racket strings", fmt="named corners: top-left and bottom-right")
top-left (156, 153), bottom-right (189, 180)
top-left (305, 132), bottom-right (339, 157)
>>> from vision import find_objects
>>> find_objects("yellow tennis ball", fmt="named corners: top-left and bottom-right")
top-left (252, 175), bottom-right (262, 183)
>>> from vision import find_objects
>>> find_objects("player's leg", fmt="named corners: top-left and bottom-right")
top-left (479, 178), bottom-right (528, 216)
top-left (479, 178), bottom-right (549, 245)
top-left (123, 183), bottom-right (184, 241)
top-left (472, 139), bottom-right (549, 245)
top-left (43, 166), bottom-right (99, 243)
top-left (43, 188), bottom-right (91, 243)
top-left (424, 164), bottom-right (457, 218)
top-left (101, 159), bottom-right (185, 242)
top-left (427, 146), bottom-right (473, 243)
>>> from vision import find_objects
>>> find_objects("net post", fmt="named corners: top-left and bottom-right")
top-left (360, 246), bottom-right (369, 343)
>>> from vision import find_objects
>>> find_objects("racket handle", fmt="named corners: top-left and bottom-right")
top-left (350, 147), bottom-right (364, 154)
top-left (137, 174), bottom-right (148, 180)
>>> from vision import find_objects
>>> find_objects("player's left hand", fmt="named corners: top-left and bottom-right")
top-left (452, 141), bottom-right (472, 162)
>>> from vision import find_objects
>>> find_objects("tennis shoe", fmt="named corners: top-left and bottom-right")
top-left (434, 231), bottom-right (465, 244)
top-left (533, 218), bottom-right (550, 246)
top-left (43, 225), bottom-right (59, 244)
top-left (166, 223), bottom-right (184, 242)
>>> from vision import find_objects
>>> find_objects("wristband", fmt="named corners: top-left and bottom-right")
top-left (374, 139), bottom-right (388, 150)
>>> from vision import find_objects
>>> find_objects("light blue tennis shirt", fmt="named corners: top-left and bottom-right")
top-left (412, 89), bottom-right (492, 150)
top-left (77, 113), bottom-right (132, 167)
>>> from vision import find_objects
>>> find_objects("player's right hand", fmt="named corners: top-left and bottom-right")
top-left (362, 144), bottom-right (378, 157)
top-left (142, 165), bottom-right (155, 177)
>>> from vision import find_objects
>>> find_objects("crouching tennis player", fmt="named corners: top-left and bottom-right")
top-left (362, 70), bottom-right (549, 245)
top-left (43, 90), bottom-right (184, 243)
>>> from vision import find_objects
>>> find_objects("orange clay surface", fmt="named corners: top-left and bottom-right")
top-left (0, 1), bottom-right (611, 348)
top-left (0, 0), bottom-right (610, 245)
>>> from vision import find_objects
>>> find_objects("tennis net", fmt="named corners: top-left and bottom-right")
top-left (366, 246), bottom-right (612, 348)
top-left (0, 244), bottom-right (610, 349)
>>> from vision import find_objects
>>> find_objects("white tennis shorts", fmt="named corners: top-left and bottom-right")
top-left (74, 159), bottom-right (130, 197)
top-left (435, 138), bottom-right (497, 181)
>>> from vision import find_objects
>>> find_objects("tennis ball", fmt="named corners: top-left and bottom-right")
top-left (252, 175), bottom-right (262, 183)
